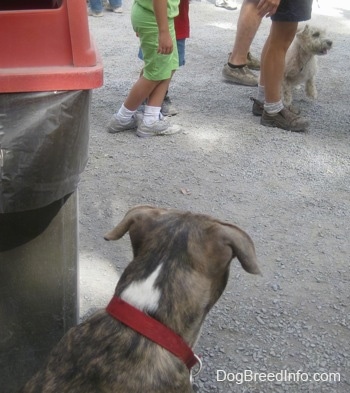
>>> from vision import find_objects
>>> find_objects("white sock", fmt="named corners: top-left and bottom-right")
top-left (116, 104), bottom-right (136, 124)
top-left (257, 85), bottom-right (265, 103)
top-left (264, 100), bottom-right (283, 115)
top-left (143, 105), bottom-right (161, 126)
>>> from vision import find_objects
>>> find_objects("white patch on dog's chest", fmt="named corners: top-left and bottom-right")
top-left (121, 264), bottom-right (162, 312)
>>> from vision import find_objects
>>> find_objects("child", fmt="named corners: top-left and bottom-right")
top-left (108, 0), bottom-right (182, 137)
top-left (139, 0), bottom-right (190, 116)
top-left (164, 0), bottom-right (190, 115)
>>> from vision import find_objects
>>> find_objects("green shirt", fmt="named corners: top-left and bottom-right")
top-left (134, 0), bottom-right (180, 19)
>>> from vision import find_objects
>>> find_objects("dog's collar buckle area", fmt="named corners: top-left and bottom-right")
top-left (106, 296), bottom-right (201, 372)
top-left (190, 354), bottom-right (202, 382)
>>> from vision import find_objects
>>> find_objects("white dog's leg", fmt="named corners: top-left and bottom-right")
top-left (282, 81), bottom-right (293, 106)
top-left (305, 77), bottom-right (318, 100)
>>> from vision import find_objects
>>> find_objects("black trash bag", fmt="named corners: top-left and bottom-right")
top-left (0, 90), bottom-right (91, 213)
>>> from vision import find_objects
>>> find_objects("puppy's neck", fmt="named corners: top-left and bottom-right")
top-left (115, 261), bottom-right (215, 347)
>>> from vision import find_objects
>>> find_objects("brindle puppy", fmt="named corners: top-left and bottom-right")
top-left (20, 205), bottom-right (260, 393)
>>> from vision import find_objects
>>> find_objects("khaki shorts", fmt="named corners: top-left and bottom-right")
top-left (131, 2), bottom-right (179, 81)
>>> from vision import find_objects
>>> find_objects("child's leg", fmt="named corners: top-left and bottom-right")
top-left (148, 77), bottom-right (172, 107)
top-left (143, 77), bottom-right (172, 125)
top-left (123, 76), bottom-right (162, 111)
top-left (161, 38), bottom-right (186, 116)
top-left (108, 76), bottom-right (162, 133)
top-left (115, 75), bottom-right (171, 126)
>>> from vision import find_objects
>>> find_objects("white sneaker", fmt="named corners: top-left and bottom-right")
top-left (105, 5), bottom-right (123, 13)
top-left (215, 0), bottom-right (237, 10)
top-left (107, 115), bottom-right (138, 133)
top-left (136, 118), bottom-right (182, 138)
top-left (88, 9), bottom-right (104, 17)
top-left (112, 6), bottom-right (123, 13)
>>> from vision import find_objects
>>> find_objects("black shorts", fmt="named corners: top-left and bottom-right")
top-left (272, 0), bottom-right (313, 22)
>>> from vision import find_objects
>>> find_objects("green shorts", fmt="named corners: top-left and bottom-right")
top-left (131, 2), bottom-right (179, 81)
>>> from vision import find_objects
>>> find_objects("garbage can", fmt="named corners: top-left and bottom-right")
top-left (0, 1), bottom-right (103, 391)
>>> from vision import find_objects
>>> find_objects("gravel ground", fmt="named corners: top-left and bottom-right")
top-left (79, 1), bottom-right (350, 392)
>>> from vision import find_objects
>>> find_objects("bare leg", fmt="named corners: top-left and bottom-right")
top-left (223, 0), bottom-right (261, 86)
top-left (148, 75), bottom-right (173, 107)
top-left (260, 21), bottom-right (298, 103)
top-left (123, 76), bottom-right (171, 111)
top-left (258, 21), bottom-right (309, 132)
top-left (228, 0), bottom-right (262, 65)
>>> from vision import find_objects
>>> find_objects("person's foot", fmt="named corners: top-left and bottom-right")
top-left (227, 51), bottom-right (260, 71)
top-left (107, 115), bottom-right (138, 133)
top-left (161, 96), bottom-right (178, 116)
top-left (136, 118), bottom-right (182, 138)
top-left (222, 64), bottom-right (258, 86)
top-left (106, 5), bottom-right (123, 13)
top-left (251, 97), bottom-right (302, 117)
top-left (88, 9), bottom-right (104, 17)
top-left (250, 97), bottom-right (264, 116)
top-left (215, 0), bottom-right (238, 10)
top-left (246, 52), bottom-right (260, 71)
top-left (260, 107), bottom-right (309, 132)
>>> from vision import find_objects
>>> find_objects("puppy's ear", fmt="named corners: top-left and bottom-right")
top-left (221, 224), bottom-right (261, 276)
top-left (104, 205), bottom-right (155, 241)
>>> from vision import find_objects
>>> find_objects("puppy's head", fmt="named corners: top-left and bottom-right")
top-left (104, 205), bottom-right (260, 276)
top-left (104, 206), bottom-right (261, 336)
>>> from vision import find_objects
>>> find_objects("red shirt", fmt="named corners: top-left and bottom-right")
top-left (174, 0), bottom-right (190, 40)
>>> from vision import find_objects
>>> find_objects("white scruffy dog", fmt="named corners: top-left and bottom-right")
top-left (282, 25), bottom-right (333, 106)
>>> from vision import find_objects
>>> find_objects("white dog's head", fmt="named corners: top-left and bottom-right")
top-left (296, 25), bottom-right (333, 56)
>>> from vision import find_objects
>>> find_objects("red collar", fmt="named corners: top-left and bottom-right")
top-left (106, 296), bottom-right (199, 370)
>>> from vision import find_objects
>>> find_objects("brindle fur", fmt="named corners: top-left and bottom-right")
top-left (20, 205), bottom-right (260, 393)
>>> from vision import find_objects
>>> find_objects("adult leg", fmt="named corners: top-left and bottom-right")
top-left (222, 0), bottom-right (262, 86)
top-left (258, 21), bottom-right (309, 131)
top-left (228, 0), bottom-right (262, 66)
top-left (260, 21), bottom-right (297, 103)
